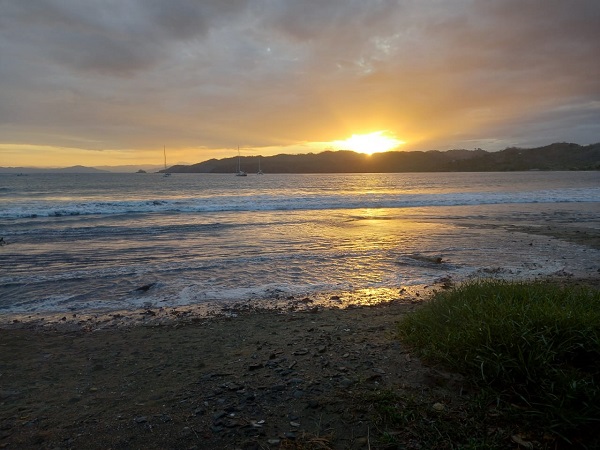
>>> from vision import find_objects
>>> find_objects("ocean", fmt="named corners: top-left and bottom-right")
top-left (1, 171), bottom-right (598, 316)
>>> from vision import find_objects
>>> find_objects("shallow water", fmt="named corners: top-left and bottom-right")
top-left (1, 172), bottom-right (598, 314)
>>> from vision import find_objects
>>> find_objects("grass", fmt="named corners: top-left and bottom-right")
top-left (356, 389), bottom-right (509, 449)
top-left (396, 279), bottom-right (600, 447)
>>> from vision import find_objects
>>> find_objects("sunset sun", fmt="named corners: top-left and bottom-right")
top-left (333, 131), bottom-right (405, 155)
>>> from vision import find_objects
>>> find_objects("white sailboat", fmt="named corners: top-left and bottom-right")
top-left (235, 147), bottom-right (247, 176)
top-left (163, 146), bottom-right (171, 177)
top-left (257, 156), bottom-right (264, 175)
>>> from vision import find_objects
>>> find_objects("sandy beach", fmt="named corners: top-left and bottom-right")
top-left (1, 210), bottom-right (599, 449)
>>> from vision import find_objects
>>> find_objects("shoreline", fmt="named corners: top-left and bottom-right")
top-left (2, 277), bottom-right (599, 449)
top-left (2, 201), bottom-right (599, 329)
top-left (0, 284), bottom-right (432, 332)
top-left (1, 209), bottom-right (599, 448)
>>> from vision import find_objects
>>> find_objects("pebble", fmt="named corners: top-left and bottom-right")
top-left (339, 378), bottom-right (353, 388)
top-left (213, 410), bottom-right (227, 420)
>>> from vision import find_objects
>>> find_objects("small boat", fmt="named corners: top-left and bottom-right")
top-left (257, 156), bottom-right (264, 175)
top-left (235, 147), bottom-right (247, 176)
top-left (163, 146), bottom-right (171, 177)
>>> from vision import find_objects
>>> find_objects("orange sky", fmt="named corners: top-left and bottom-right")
top-left (1, 1), bottom-right (599, 167)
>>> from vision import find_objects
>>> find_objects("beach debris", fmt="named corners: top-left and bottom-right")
top-left (437, 276), bottom-right (454, 289)
top-left (134, 283), bottom-right (156, 292)
top-left (398, 253), bottom-right (445, 267)
top-left (413, 254), bottom-right (443, 264)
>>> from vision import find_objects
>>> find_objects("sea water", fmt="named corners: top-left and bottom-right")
top-left (0, 171), bottom-right (598, 315)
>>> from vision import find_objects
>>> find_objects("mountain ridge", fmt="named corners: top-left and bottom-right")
top-left (2, 142), bottom-right (598, 174)
top-left (163, 142), bottom-right (600, 174)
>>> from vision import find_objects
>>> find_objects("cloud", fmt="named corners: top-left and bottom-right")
top-left (0, 0), bottom-right (598, 165)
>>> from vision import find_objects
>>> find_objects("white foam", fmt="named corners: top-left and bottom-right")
top-left (1, 188), bottom-right (598, 219)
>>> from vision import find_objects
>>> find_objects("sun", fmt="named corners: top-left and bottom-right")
top-left (333, 131), bottom-right (405, 155)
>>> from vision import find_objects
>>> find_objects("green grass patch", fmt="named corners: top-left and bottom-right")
top-left (397, 279), bottom-right (600, 445)
top-left (356, 389), bottom-right (509, 449)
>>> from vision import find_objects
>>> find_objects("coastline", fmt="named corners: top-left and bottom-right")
top-left (2, 278), bottom-right (599, 449)
top-left (1, 212), bottom-right (599, 449)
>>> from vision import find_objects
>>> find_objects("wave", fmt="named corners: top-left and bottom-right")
top-left (1, 189), bottom-right (598, 219)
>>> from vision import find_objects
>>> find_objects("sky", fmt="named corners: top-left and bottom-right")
top-left (1, 0), bottom-right (599, 168)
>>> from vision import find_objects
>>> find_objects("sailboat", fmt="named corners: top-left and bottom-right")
top-left (163, 146), bottom-right (171, 177)
top-left (235, 147), bottom-right (247, 176)
top-left (257, 156), bottom-right (264, 175)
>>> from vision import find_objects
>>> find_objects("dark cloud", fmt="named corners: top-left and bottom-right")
top-left (0, 0), bottom-right (598, 164)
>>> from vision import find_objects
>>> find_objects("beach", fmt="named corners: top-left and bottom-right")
top-left (1, 219), bottom-right (599, 449)
top-left (1, 300), bottom-right (437, 449)
top-left (1, 172), bottom-right (599, 448)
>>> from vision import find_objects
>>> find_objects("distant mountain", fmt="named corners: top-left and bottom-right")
top-left (55, 165), bottom-right (111, 173)
top-left (2, 143), bottom-right (597, 175)
top-left (0, 165), bottom-right (110, 174)
top-left (93, 164), bottom-right (166, 173)
top-left (162, 142), bottom-right (600, 174)
top-left (445, 142), bottom-right (600, 171)
top-left (0, 164), bottom-right (171, 174)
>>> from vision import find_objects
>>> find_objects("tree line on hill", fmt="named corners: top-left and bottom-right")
top-left (164, 142), bottom-right (599, 174)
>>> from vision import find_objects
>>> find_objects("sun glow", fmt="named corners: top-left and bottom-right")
top-left (333, 131), bottom-right (405, 155)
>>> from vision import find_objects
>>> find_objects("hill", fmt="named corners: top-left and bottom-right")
top-left (163, 142), bottom-right (600, 174)
top-left (0, 165), bottom-right (110, 174)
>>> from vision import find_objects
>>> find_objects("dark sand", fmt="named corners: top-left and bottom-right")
top-left (1, 218), bottom-right (599, 449)
top-left (2, 300), bottom-right (465, 450)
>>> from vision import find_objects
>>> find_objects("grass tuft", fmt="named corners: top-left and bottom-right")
top-left (397, 279), bottom-right (600, 444)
